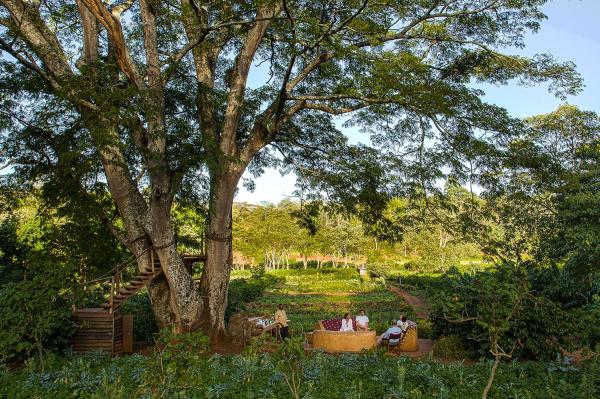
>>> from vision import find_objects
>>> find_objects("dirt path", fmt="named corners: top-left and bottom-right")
top-left (388, 285), bottom-right (430, 319)
top-left (393, 339), bottom-right (434, 359)
top-left (388, 285), bottom-right (434, 358)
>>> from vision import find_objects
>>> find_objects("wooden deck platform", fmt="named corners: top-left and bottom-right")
top-left (71, 308), bottom-right (132, 355)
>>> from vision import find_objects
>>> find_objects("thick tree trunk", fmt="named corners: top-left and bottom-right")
top-left (90, 121), bottom-right (177, 327)
top-left (145, 174), bottom-right (204, 331)
top-left (147, 275), bottom-right (175, 327)
top-left (198, 171), bottom-right (239, 339)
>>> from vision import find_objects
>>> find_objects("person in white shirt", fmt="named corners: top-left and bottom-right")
top-left (377, 320), bottom-right (403, 346)
top-left (355, 309), bottom-right (369, 331)
top-left (396, 315), bottom-right (409, 341)
top-left (339, 313), bottom-right (354, 332)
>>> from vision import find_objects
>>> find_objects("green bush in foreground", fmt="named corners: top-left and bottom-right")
top-left (0, 258), bottom-right (75, 363)
top-left (2, 341), bottom-right (598, 399)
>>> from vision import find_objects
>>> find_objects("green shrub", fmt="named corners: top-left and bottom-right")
top-left (250, 263), bottom-right (266, 278)
top-left (430, 264), bottom-right (579, 361)
top-left (404, 258), bottom-right (444, 273)
top-left (367, 262), bottom-right (392, 278)
top-left (416, 318), bottom-right (432, 339)
top-left (0, 258), bottom-right (75, 363)
top-left (572, 297), bottom-right (600, 349)
top-left (119, 292), bottom-right (159, 342)
top-left (155, 328), bottom-right (210, 358)
top-left (433, 335), bottom-right (467, 359)
top-left (226, 274), bottom-right (281, 320)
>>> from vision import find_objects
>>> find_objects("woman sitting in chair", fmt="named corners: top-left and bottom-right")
top-left (339, 313), bottom-right (354, 332)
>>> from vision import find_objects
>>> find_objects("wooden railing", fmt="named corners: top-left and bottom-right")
top-left (74, 248), bottom-right (207, 313)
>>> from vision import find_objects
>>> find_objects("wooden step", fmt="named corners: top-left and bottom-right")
top-left (119, 284), bottom-right (142, 292)
top-left (143, 267), bottom-right (157, 273)
top-left (73, 308), bottom-right (110, 316)
top-left (125, 282), bottom-right (145, 289)
top-left (98, 268), bottom-right (164, 311)
top-left (117, 287), bottom-right (138, 295)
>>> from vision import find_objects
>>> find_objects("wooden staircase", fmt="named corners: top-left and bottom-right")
top-left (71, 252), bottom-right (206, 355)
top-left (100, 262), bottom-right (163, 312)
top-left (100, 253), bottom-right (206, 312)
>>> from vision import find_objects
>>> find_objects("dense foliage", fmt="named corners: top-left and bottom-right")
top-left (0, 191), bottom-right (124, 361)
top-left (0, 259), bottom-right (74, 363)
top-left (1, 339), bottom-right (598, 399)
top-left (401, 263), bottom-right (600, 361)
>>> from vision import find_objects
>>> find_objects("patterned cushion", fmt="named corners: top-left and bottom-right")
top-left (321, 318), bottom-right (342, 331)
top-left (321, 318), bottom-right (357, 331)
top-left (406, 320), bottom-right (417, 331)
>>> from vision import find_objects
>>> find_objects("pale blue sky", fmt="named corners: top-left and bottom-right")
top-left (235, 0), bottom-right (600, 204)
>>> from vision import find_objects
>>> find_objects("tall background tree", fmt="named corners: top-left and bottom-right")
top-left (0, 0), bottom-right (580, 338)
top-left (490, 105), bottom-right (600, 286)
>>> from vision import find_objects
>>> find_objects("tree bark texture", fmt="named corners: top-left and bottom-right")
top-left (198, 171), bottom-right (240, 338)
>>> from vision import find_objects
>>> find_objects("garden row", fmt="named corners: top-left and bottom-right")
top-left (2, 333), bottom-right (597, 399)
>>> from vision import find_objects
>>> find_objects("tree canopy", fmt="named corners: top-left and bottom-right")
top-left (0, 0), bottom-right (583, 335)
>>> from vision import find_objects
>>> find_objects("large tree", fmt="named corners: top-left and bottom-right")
top-left (0, 0), bottom-right (580, 338)
top-left (493, 105), bottom-right (600, 284)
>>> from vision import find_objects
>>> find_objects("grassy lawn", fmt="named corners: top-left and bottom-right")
top-left (232, 268), bottom-right (414, 334)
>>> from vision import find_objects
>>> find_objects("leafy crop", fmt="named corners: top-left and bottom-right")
top-left (2, 347), bottom-right (598, 398)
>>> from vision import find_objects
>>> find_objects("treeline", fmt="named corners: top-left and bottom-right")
top-left (231, 194), bottom-right (482, 271)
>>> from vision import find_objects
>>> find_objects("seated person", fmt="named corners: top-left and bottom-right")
top-left (377, 320), bottom-right (403, 346)
top-left (396, 314), bottom-right (405, 327)
top-left (355, 309), bottom-right (369, 331)
top-left (396, 315), bottom-right (409, 341)
top-left (339, 312), bottom-right (354, 332)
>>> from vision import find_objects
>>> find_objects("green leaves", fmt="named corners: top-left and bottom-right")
top-left (0, 256), bottom-right (75, 363)
top-left (495, 105), bottom-right (600, 283)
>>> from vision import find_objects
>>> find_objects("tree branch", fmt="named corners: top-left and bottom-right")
top-left (165, 15), bottom-right (284, 81)
top-left (139, 0), bottom-right (161, 89)
top-left (221, 3), bottom-right (282, 156)
top-left (302, 103), bottom-right (366, 115)
top-left (78, 0), bottom-right (143, 87)
top-left (0, 0), bottom-right (72, 78)
top-left (0, 36), bottom-right (57, 86)
top-left (76, 0), bottom-right (99, 66)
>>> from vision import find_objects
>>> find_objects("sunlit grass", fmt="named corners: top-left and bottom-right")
top-left (235, 268), bottom-right (413, 334)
